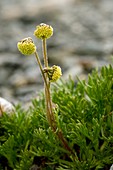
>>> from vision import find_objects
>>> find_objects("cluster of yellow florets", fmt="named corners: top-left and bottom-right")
top-left (17, 23), bottom-right (62, 82)
top-left (50, 65), bottom-right (62, 82)
top-left (34, 23), bottom-right (53, 39)
top-left (44, 65), bottom-right (62, 82)
top-left (17, 37), bottom-right (36, 55)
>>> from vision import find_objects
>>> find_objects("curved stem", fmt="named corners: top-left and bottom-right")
top-left (34, 51), bottom-right (52, 124)
top-left (42, 39), bottom-right (55, 125)
top-left (34, 51), bottom-right (47, 87)
top-left (41, 40), bottom-right (74, 156)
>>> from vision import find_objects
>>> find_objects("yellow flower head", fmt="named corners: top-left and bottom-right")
top-left (17, 37), bottom-right (36, 55)
top-left (34, 23), bottom-right (53, 39)
top-left (44, 65), bottom-right (62, 82)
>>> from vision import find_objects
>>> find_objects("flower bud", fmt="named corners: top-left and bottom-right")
top-left (44, 65), bottom-right (62, 82)
top-left (34, 23), bottom-right (53, 39)
top-left (17, 37), bottom-right (36, 55)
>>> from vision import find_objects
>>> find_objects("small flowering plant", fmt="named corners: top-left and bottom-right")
top-left (17, 23), bottom-right (74, 157)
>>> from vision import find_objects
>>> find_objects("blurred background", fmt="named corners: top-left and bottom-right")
top-left (0, 0), bottom-right (113, 106)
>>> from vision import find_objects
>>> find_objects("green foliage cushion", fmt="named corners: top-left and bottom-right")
top-left (0, 65), bottom-right (113, 170)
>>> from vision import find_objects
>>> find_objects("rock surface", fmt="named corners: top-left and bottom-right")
top-left (0, 0), bottom-right (113, 106)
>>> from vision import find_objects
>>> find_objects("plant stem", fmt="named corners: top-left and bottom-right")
top-left (34, 51), bottom-right (52, 124)
top-left (42, 39), bottom-right (48, 67)
top-left (34, 51), bottom-right (47, 87)
top-left (41, 39), bottom-right (75, 157)
top-left (57, 130), bottom-right (74, 155)
top-left (42, 39), bottom-right (55, 126)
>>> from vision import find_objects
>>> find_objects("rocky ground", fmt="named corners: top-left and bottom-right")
top-left (0, 0), bottom-right (113, 107)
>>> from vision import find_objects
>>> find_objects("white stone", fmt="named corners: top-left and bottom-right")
top-left (0, 97), bottom-right (15, 116)
top-left (110, 164), bottom-right (113, 170)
